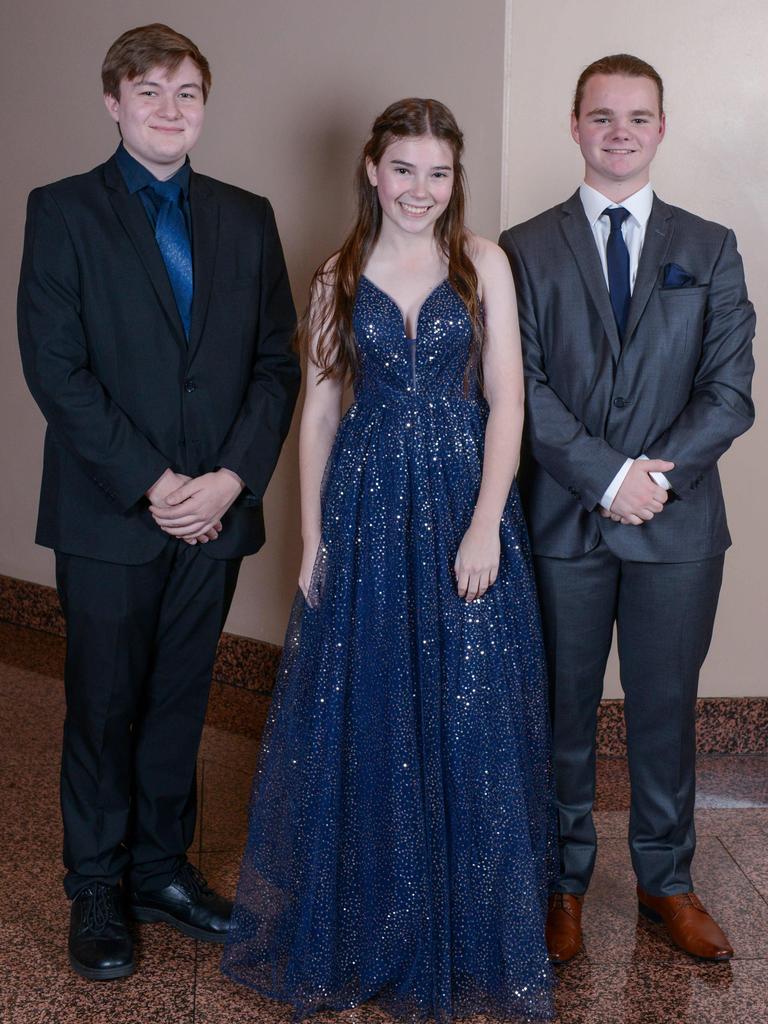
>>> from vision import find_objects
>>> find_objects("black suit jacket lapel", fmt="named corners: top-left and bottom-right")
top-left (623, 195), bottom-right (674, 344)
top-left (187, 173), bottom-right (219, 360)
top-left (102, 157), bottom-right (186, 345)
top-left (559, 191), bottom-right (621, 360)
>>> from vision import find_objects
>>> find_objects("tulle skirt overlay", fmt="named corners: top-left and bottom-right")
top-left (222, 279), bottom-right (557, 1022)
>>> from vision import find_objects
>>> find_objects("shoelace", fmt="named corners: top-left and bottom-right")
top-left (79, 883), bottom-right (115, 933)
top-left (550, 893), bottom-right (579, 915)
top-left (672, 892), bottom-right (705, 917)
top-left (175, 862), bottom-right (213, 900)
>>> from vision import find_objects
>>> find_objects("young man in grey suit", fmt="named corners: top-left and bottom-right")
top-left (500, 54), bottom-right (755, 963)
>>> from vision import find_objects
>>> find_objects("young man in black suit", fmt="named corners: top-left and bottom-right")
top-left (18, 24), bottom-right (300, 979)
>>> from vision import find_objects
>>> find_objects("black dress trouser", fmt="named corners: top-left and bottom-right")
top-left (534, 539), bottom-right (724, 898)
top-left (55, 542), bottom-right (241, 898)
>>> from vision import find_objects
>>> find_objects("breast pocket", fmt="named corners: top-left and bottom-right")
top-left (653, 286), bottom-right (708, 387)
top-left (659, 284), bottom-right (708, 300)
top-left (657, 284), bottom-right (707, 331)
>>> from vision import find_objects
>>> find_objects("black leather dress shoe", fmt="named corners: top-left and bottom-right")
top-left (69, 883), bottom-right (135, 980)
top-left (131, 862), bottom-right (232, 943)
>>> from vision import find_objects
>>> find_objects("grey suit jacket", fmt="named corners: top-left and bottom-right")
top-left (500, 191), bottom-right (755, 563)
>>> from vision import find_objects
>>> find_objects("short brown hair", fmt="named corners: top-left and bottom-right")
top-left (102, 23), bottom-right (211, 102)
top-left (573, 54), bottom-right (663, 118)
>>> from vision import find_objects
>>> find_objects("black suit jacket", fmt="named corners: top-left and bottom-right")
top-left (500, 193), bottom-right (755, 563)
top-left (18, 155), bottom-right (300, 563)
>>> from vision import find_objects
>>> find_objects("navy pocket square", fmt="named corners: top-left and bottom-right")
top-left (663, 262), bottom-right (697, 288)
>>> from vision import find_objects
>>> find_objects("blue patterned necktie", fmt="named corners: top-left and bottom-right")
top-left (149, 180), bottom-right (193, 339)
top-left (604, 206), bottom-right (631, 337)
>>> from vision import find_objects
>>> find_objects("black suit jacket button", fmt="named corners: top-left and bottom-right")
top-left (613, 397), bottom-right (627, 408)
top-left (184, 379), bottom-right (196, 393)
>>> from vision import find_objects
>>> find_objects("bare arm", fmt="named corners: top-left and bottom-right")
top-left (297, 285), bottom-right (344, 598)
top-left (455, 240), bottom-right (524, 602)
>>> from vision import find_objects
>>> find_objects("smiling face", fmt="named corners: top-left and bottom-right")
top-left (571, 73), bottom-right (665, 200)
top-left (366, 134), bottom-right (455, 239)
top-left (104, 56), bottom-right (205, 179)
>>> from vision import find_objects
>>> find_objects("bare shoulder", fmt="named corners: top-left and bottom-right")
top-left (466, 232), bottom-right (514, 298)
top-left (468, 232), bottom-right (512, 277)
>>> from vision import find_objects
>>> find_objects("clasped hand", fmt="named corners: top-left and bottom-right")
top-left (600, 458), bottom-right (674, 526)
top-left (147, 468), bottom-right (244, 544)
top-left (454, 518), bottom-right (500, 602)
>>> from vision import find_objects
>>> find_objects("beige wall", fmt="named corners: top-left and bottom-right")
top-left (0, 0), bottom-right (505, 640)
top-left (503, 0), bottom-right (767, 697)
top-left (1, 0), bottom-right (764, 697)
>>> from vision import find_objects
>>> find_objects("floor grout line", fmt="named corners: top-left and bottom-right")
top-left (196, 758), bottom-right (206, 861)
top-left (192, 939), bottom-right (199, 1023)
top-left (716, 834), bottom-right (768, 909)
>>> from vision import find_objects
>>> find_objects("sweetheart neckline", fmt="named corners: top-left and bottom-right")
top-left (360, 274), bottom-right (450, 340)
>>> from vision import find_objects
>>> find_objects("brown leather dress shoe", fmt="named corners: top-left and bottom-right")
top-left (637, 887), bottom-right (734, 961)
top-left (546, 893), bottom-right (584, 964)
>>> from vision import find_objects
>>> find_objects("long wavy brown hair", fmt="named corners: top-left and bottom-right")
top-left (300, 97), bottom-right (484, 388)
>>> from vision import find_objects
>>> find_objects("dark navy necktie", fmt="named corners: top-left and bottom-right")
top-left (604, 206), bottom-right (631, 337)
top-left (149, 180), bottom-right (193, 339)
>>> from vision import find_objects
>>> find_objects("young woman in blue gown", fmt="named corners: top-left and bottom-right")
top-left (222, 97), bottom-right (556, 1023)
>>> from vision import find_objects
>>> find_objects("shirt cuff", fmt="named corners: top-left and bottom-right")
top-left (638, 453), bottom-right (671, 490)
top-left (600, 458), bottom-right (633, 510)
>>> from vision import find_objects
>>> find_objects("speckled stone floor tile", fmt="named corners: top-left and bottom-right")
top-left (593, 755), bottom-right (768, 814)
top-left (691, 807), bottom-right (768, 835)
top-left (0, 658), bottom-right (65, 711)
top-left (595, 807), bottom-right (768, 839)
top-left (0, 697), bottom-right (63, 758)
top-left (198, 722), bottom-right (260, 771)
top-left (199, 849), bottom-right (242, 901)
top-left (0, 620), bottom-right (66, 674)
top-left (198, 758), bottom-right (253, 853)
top-left (0, 684), bottom-right (62, 767)
top-left (580, 835), bottom-right (768, 963)
top-left (696, 755), bottom-right (768, 809)
top-left (0, 764), bottom-right (63, 867)
top-left (204, 681), bottom-right (272, 740)
top-left (2, 620), bottom-right (768, 1023)
top-left (593, 757), bottom-right (631, 811)
top-left (553, 959), bottom-right (768, 1024)
top-left (720, 835), bottom-right (768, 902)
top-left (196, 937), bottom-right (440, 1024)
top-left (1, 918), bottom-right (195, 1024)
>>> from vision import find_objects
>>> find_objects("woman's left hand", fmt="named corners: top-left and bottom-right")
top-left (454, 520), bottom-right (501, 602)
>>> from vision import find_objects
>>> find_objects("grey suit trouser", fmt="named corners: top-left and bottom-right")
top-left (534, 540), bottom-right (724, 898)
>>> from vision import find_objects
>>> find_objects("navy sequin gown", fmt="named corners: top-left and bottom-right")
top-left (222, 278), bottom-right (556, 1022)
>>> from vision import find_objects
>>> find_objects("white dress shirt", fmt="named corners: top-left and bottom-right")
top-left (578, 182), bottom-right (671, 509)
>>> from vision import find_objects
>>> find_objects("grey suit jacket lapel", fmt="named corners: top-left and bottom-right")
top-left (559, 191), bottom-right (621, 360)
top-left (187, 173), bottom-right (220, 361)
top-left (623, 195), bottom-right (674, 344)
top-left (103, 158), bottom-right (186, 346)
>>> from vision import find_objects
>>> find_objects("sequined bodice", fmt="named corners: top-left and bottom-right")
top-left (224, 270), bottom-right (555, 1023)
top-left (353, 276), bottom-right (473, 401)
